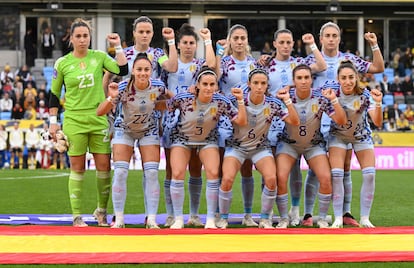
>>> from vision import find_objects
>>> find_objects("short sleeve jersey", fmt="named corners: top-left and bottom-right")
top-left (307, 51), bottom-right (371, 89)
top-left (51, 50), bottom-right (120, 112)
top-left (115, 78), bottom-right (166, 136)
top-left (228, 92), bottom-right (288, 152)
top-left (167, 92), bottom-right (239, 145)
top-left (161, 58), bottom-right (205, 95)
top-left (265, 56), bottom-right (311, 96)
top-left (219, 55), bottom-right (257, 96)
top-left (124, 46), bottom-right (166, 79)
top-left (329, 82), bottom-right (375, 142)
top-left (279, 88), bottom-right (335, 147)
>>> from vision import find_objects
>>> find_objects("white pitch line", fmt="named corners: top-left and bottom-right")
top-left (0, 172), bottom-right (70, 180)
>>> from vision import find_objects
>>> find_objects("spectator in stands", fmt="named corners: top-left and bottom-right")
top-left (12, 81), bottom-right (24, 106)
top-left (36, 99), bottom-right (49, 120)
top-left (36, 91), bottom-right (48, 107)
top-left (24, 103), bottom-right (36, 119)
top-left (0, 124), bottom-right (7, 168)
top-left (0, 92), bottom-right (13, 112)
top-left (390, 75), bottom-right (403, 96)
top-left (400, 75), bottom-right (414, 96)
top-left (403, 104), bottom-right (414, 122)
top-left (260, 41), bottom-right (274, 56)
top-left (387, 102), bottom-right (402, 127)
top-left (11, 102), bottom-right (24, 120)
top-left (23, 81), bottom-right (37, 98)
top-left (396, 113), bottom-right (411, 131)
top-left (61, 27), bottom-right (72, 56)
top-left (382, 106), bottom-right (390, 131)
top-left (379, 74), bottom-right (392, 95)
top-left (15, 64), bottom-right (32, 88)
top-left (9, 122), bottom-right (24, 169)
top-left (1, 65), bottom-right (14, 87)
top-left (41, 26), bottom-right (55, 59)
top-left (23, 92), bottom-right (36, 111)
top-left (24, 28), bottom-right (37, 67)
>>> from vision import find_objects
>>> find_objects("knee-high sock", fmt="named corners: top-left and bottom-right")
top-left (112, 161), bottom-right (129, 221)
top-left (189, 176), bottom-right (202, 216)
top-left (96, 170), bottom-right (111, 210)
top-left (206, 179), bottom-right (219, 219)
top-left (68, 171), bottom-right (85, 217)
top-left (170, 179), bottom-right (185, 218)
top-left (360, 167), bottom-right (375, 217)
top-left (219, 188), bottom-right (232, 219)
top-left (318, 192), bottom-right (332, 219)
top-left (276, 193), bottom-right (289, 219)
top-left (143, 162), bottom-right (160, 217)
top-left (289, 159), bottom-right (302, 206)
top-left (241, 176), bottom-right (254, 214)
top-left (163, 179), bottom-right (174, 217)
top-left (343, 171), bottom-right (352, 214)
top-left (304, 169), bottom-right (319, 215)
top-left (142, 172), bottom-right (147, 216)
top-left (261, 186), bottom-right (276, 219)
top-left (332, 168), bottom-right (345, 218)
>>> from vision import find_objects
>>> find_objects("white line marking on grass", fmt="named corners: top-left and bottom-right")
top-left (0, 172), bottom-right (70, 180)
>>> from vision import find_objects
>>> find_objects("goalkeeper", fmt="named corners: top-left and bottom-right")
top-left (48, 18), bottom-right (128, 227)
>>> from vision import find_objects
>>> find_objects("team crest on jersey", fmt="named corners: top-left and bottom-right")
top-left (190, 64), bottom-right (196, 73)
top-left (290, 63), bottom-right (296, 69)
top-left (150, 93), bottom-right (156, 101)
top-left (263, 107), bottom-right (270, 116)
top-left (353, 100), bottom-right (361, 110)
top-left (148, 54), bottom-right (154, 62)
top-left (210, 107), bottom-right (217, 116)
top-left (79, 62), bottom-right (86, 70)
top-left (249, 64), bottom-right (255, 71)
top-left (312, 104), bottom-right (318, 113)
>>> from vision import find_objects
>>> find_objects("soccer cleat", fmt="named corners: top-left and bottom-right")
top-left (242, 214), bottom-right (258, 227)
top-left (301, 214), bottom-right (313, 227)
top-left (317, 218), bottom-right (330, 228)
top-left (215, 218), bottom-right (228, 229)
top-left (276, 218), bottom-right (289, 228)
top-left (93, 208), bottom-right (109, 227)
top-left (164, 216), bottom-right (175, 227)
top-left (170, 217), bottom-right (184, 229)
top-left (111, 222), bottom-right (125, 228)
top-left (343, 212), bottom-right (361, 227)
top-left (288, 206), bottom-right (300, 226)
top-left (360, 217), bottom-right (375, 228)
top-left (73, 216), bottom-right (88, 227)
top-left (146, 219), bottom-right (160, 229)
top-left (204, 218), bottom-right (217, 229)
top-left (259, 219), bottom-right (274, 229)
top-left (331, 218), bottom-right (343, 228)
top-left (187, 215), bottom-right (204, 227)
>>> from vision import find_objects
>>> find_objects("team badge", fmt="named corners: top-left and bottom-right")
top-left (148, 54), bottom-right (154, 62)
top-left (210, 107), bottom-right (217, 116)
top-left (290, 63), bottom-right (296, 69)
top-left (353, 100), bottom-right (360, 110)
top-left (79, 62), bottom-right (86, 70)
top-left (190, 64), bottom-right (196, 73)
top-left (150, 93), bottom-right (156, 101)
top-left (263, 107), bottom-right (270, 116)
top-left (312, 104), bottom-right (318, 113)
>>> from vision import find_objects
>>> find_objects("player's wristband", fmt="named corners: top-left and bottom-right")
top-left (167, 39), bottom-right (175, 46)
top-left (106, 96), bottom-right (113, 102)
top-left (50, 115), bottom-right (57, 124)
top-left (284, 99), bottom-right (292, 106)
top-left (204, 39), bottom-right (212, 46)
top-left (237, 99), bottom-right (245, 105)
top-left (331, 98), bottom-right (339, 105)
top-left (216, 43), bottom-right (224, 57)
top-left (375, 101), bottom-right (382, 108)
top-left (371, 44), bottom-right (379, 51)
top-left (115, 45), bottom-right (123, 54)
top-left (310, 43), bottom-right (318, 51)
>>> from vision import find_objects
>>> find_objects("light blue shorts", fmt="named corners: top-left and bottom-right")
top-left (276, 141), bottom-right (327, 161)
top-left (328, 134), bottom-right (373, 152)
top-left (112, 128), bottom-right (160, 147)
top-left (224, 146), bottom-right (273, 164)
